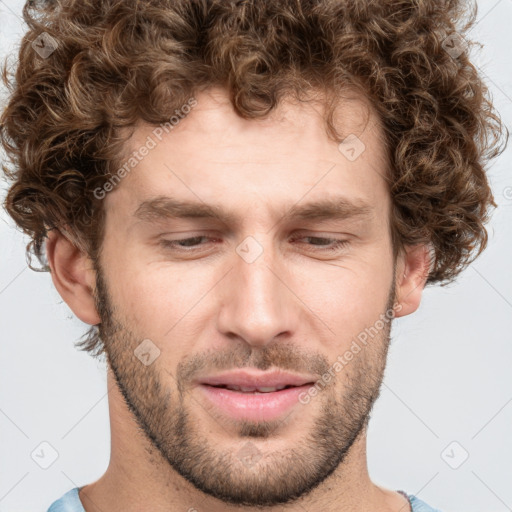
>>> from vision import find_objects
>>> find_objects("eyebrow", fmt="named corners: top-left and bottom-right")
top-left (133, 195), bottom-right (373, 227)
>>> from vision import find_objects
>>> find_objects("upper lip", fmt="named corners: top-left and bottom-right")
top-left (199, 369), bottom-right (316, 388)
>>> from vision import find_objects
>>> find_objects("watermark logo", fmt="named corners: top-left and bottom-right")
top-left (338, 134), bottom-right (366, 162)
top-left (236, 236), bottom-right (264, 263)
top-left (441, 441), bottom-right (469, 469)
top-left (32, 32), bottom-right (59, 59)
top-left (31, 441), bottom-right (59, 469)
top-left (134, 339), bottom-right (161, 366)
top-left (441, 33), bottom-right (468, 59)
top-left (236, 441), bottom-right (263, 468)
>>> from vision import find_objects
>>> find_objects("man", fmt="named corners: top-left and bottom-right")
top-left (0, 0), bottom-right (506, 511)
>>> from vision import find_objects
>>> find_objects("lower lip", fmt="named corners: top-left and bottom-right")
top-left (198, 384), bottom-right (313, 422)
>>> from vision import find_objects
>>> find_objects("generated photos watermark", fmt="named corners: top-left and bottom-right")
top-left (298, 302), bottom-right (403, 405)
top-left (93, 97), bottom-right (198, 200)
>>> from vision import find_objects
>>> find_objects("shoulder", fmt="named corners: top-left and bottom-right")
top-left (47, 487), bottom-right (85, 512)
top-left (408, 493), bottom-right (444, 512)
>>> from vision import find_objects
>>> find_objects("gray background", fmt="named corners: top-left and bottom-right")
top-left (1, 0), bottom-right (511, 510)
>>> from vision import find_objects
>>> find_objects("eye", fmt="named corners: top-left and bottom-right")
top-left (158, 234), bottom-right (350, 255)
top-left (160, 236), bottom-right (214, 251)
top-left (294, 236), bottom-right (349, 253)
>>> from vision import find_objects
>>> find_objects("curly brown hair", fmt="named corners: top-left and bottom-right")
top-left (1, 0), bottom-right (507, 283)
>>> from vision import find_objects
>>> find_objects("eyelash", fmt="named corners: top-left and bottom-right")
top-left (159, 235), bottom-right (349, 253)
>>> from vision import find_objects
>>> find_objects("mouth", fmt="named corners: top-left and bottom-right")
top-left (204, 384), bottom-right (306, 393)
top-left (198, 382), bottom-right (314, 422)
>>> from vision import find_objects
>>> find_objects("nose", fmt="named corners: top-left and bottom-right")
top-left (216, 237), bottom-right (298, 348)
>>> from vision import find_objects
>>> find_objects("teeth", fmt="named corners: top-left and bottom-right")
top-left (225, 385), bottom-right (242, 391)
top-left (224, 385), bottom-right (291, 393)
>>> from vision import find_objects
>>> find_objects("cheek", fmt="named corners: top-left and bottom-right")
top-left (106, 256), bottom-right (217, 342)
top-left (291, 253), bottom-right (393, 346)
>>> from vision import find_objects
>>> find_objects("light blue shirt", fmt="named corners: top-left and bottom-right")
top-left (47, 487), bottom-right (443, 511)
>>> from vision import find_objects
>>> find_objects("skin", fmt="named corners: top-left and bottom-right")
top-left (46, 87), bottom-right (430, 512)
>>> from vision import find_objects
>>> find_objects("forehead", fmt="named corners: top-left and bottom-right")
top-left (107, 87), bottom-right (390, 220)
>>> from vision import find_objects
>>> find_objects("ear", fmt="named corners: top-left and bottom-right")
top-left (45, 228), bottom-right (101, 325)
top-left (394, 244), bottom-right (431, 318)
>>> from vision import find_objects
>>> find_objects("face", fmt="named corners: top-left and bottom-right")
top-left (94, 87), bottom-right (399, 507)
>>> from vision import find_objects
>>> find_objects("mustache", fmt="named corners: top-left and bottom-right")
top-left (175, 342), bottom-right (331, 385)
